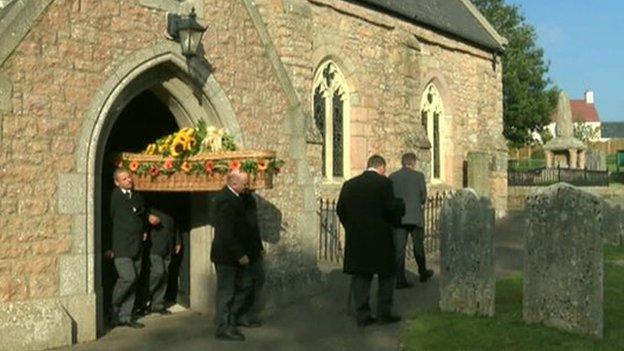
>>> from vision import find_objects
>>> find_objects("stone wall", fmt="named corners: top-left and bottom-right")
top-left (0, 0), bottom-right (316, 348)
top-left (0, 0), bottom-right (506, 348)
top-left (255, 0), bottom-right (507, 212)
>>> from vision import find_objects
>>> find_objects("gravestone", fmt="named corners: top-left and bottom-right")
top-left (467, 151), bottom-right (491, 198)
top-left (439, 189), bottom-right (495, 316)
top-left (601, 200), bottom-right (624, 246)
top-left (524, 183), bottom-right (603, 338)
top-left (586, 149), bottom-right (606, 171)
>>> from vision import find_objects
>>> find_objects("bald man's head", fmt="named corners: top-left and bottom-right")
top-left (227, 169), bottom-right (250, 195)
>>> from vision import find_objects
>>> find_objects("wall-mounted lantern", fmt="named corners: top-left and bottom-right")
top-left (167, 8), bottom-right (207, 58)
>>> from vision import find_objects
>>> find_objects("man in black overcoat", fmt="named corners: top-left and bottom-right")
top-left (389, 152), bottom-right (433, 288)
top-left (109, 168), bottom-right (159, 328)
top-left (337, 155), bottom-right (405, 327)
top-left (210, 170), bottom-right (255, 341)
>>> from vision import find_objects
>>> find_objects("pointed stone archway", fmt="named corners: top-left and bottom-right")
top-left (57, 41), bottom-right (240, 341)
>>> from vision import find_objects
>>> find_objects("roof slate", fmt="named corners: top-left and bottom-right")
top-left (601, 122), bottom-right (624, 139)
top-left (348, 0), bottom-right (505, 51)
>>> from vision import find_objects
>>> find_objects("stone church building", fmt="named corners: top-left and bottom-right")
top-left (0, 0), bottom-right (507, 349)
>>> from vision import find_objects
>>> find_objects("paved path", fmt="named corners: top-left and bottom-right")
top-left (56, 211), bottom-right (527, 351)
top-left (59, 269), bottom-right (440, 351)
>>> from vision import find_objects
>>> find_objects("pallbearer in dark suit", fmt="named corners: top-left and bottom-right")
top-left (211, 170), bottom-right (254, 341)
top-left (109, 168), bottom-right (159, 329)
top-left (237, 190), bottom-right (265, 328)
top-left (337, 155), bottom-right (405, 328)
top-left (147, 208), bottom-right (181, 315)
top-left (389, 152), bottom-right (433, 288)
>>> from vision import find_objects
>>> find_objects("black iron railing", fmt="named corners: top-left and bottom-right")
top-left (318, 191), bottom-right (454, 262)
top-left (318, 198), bottom-right (342, 262)
top-left (508, 167), bottom-right (609, 187)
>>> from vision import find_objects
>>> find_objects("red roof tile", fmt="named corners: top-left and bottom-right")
top-left (549, 100), bottom-right (601, 123)
top-left (569, 100), bottom-right (600, 123)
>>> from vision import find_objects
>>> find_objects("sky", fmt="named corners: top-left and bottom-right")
top-left (507, 0), bottom-right (624, 122)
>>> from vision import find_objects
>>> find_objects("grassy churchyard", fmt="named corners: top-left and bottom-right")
top-left (402, 245), bottom-right (624, 350)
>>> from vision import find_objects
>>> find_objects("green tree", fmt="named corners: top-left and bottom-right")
top-left (473, 0), bottom-right (558, 147)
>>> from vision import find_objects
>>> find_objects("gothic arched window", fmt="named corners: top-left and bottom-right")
top-left (313, 62), bottom-right (350, 179)
top-left (420, 83), bottom-right (445, 182)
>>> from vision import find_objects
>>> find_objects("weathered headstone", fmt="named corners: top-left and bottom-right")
top-left (601, 200), bottom-right (624, 246)
top-left (524, 183), bottom-right (603, 338)
top-left (586, 149), bottom-right (607, 171)
top-left (440, 188), bottom-right (495, 316)
top-left (467, 151), bottom-right (491, 198)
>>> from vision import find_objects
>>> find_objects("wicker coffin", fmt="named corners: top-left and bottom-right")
top-left (120, 150), bottom-right (277, 192)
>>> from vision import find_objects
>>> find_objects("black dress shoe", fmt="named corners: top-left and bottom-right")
top-left (395, 281), bottom-right (414, 289)
top-left (419, 269), bottom-right (434, 282)
top-left (133, 307), bottom-right (148, 317)
top-left (153, 308), bottom-right (172, 315)
top-left (216, 328), bottom-right (245, 341)
top-left (237, 317), bottom-right (262, 328)
top-left (378, 315), bottom-right (402, 324)
top-left (117, 321), bottom-right (145, 329)
top-left (356, 316), bottom-right (377, 328)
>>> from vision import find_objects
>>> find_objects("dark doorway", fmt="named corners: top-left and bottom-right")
top-left (100, 89), bottom-right (191, 331)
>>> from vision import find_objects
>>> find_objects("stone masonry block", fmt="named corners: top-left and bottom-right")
top-left (524, 183), bottom-right (603, 338)
top-left (59, 254), bottom-right (87, 296)
top-left (60, 293), bottom-right (97, 343)
top-left (0, 299), bottom-right (72, 350)
top-left (440, 188), bottom-right (495, 316)
top-left (57, 173), bottom-right (86, 214)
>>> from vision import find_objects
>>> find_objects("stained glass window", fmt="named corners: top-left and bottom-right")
top-left (314, 86), bottom-right (326, 175)
top-left (433, 112), bottom-right (440, 179)
top-left (420, 83), bottom-right (445, 181)
top-left (332, 91), bottom-right (343, 177)
top-left (313, 61), bottom-right (349, 179)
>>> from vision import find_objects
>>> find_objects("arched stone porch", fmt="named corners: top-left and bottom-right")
top-left (57, 41), bottom-right (240, 341)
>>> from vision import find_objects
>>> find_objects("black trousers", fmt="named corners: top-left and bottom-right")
top-left (149, 254), bottom-right (171, 310)
top-left (112, 257), bottom-right (142, 323)
top-left (238, 257), bottom-right (265, 321)
top-left (351, 273), bottom-right (395, 322)
top-left (214, 264), bottom-right (253, 333)
top-left (394, 225), bottom-right (427, 284)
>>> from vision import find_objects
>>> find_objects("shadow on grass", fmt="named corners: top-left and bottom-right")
top-left (402, 245), bottom-right (624, 351)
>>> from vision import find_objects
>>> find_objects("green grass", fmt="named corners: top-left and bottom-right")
top-left (402, 245), bottom-right (624, 350)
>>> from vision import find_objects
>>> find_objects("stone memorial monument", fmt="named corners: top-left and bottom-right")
top-left (439, 189), bottom-right (495, 316)
top-left (524, 183), bottom-right (603, 338)
top-left (543, 92), bottom-right (587, 169)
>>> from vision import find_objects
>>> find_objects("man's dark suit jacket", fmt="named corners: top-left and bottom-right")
top-left (110, 187), bottom-right (148, 258)
top-left (389, 167), bottom-right (427, 227)
top-left (337, 171), bottom-right (405, 276)
top-left (149, 208), bottom-right (180, 257)
top-left (241, 192), bottom-right (264, 263)
top-left (210, 186), bottom-right (256, 266)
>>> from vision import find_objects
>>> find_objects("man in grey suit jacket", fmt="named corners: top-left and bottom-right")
top-left (389, 152), bottom-right (434, 288)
